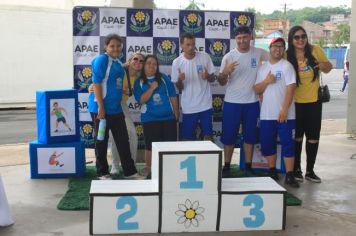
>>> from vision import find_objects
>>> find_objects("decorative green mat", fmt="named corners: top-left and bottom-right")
top-left (57, 165), bottom-right (302, 210)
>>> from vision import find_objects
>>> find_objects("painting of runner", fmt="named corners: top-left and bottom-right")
top-left (49, 99), bottom-right (76, 136)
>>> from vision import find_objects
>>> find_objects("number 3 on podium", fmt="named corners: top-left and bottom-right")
top-left (243, 194), bottom-right (265, 228)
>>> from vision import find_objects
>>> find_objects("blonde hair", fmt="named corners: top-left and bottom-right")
top-left (124, 52), bottom-right (145, 69)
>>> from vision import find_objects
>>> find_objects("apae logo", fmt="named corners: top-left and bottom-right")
top-left (154, 17), bottom-right (178, 30)
top-left (135, 124), bottom-right (144, 137)
top-left (80, 123), bottom-right (95, 146)
top-left (212, 95), bottom-right (224, 122)
top-left (183, 13), bottom-right (203, 34)
top-left (127, 45), bottom-right (152, 54)
top-left (130, 11), bottom-right (151, 33)
top-left (101, 16), bottom-right (125, 24)
top-left (101, 16), bottom-right (125, 29)
top-left (75, 10), bottom-right (98, 33)
top-left (156, 39), bottom-right (178, 64)
top-left (206, 19), bottom-right (229, 27)
top-left (213, 96), bottom-right (223, 110)
top-left (275, 71), bottom-right (282, 81)
top-left (74, 44), bottom-right (99, 53)
top-left (233, 14), bottom-right (252, 27)
top-left (78, 100), bottom-right (87, 109)
top-left (208, 40), bottom-right (228, 65)
top-left (77, 67), bottom-right (92, 89)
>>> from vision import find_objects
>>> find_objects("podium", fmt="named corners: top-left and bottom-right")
top-left (90, 141), bottom-right (286, 234)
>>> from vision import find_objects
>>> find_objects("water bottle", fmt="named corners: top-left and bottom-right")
top-left (97, 119), bottom-right (106, 141)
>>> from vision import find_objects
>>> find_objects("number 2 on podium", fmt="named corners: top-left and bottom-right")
top-left (180, 156), bottom-right (203, 189)
top-left (116, 196), bottom-right (139, 230)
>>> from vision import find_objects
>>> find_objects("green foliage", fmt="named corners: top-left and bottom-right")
top-left (333, 24), bottom-right (350, 46)
top-left (315, 37), bottom-right (327, 48)
top-left (263, 6), bottom-right (351, 26)
top-left (186, 0), bottom-right (205, 10)
top-left (245, 7), bottom-right (264, 32)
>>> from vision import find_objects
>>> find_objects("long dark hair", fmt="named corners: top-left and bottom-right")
top-left (286, 25), bottom-right (319, 85)
top-left (141, 55), bottom-right (162, 85)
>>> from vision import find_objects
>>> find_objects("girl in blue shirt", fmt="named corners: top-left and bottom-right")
top-left (134, 55), bottom-right (179, 178)
top-left (89, 34), bottom-right (140, 180)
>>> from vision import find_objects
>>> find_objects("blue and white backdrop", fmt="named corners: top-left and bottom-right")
top-left (72, 7), bottom-right (255, 149)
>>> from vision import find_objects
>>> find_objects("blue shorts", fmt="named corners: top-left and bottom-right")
top-left (260, 120), bottom-right (295, 158)
top-left (181, 109), bottom-right (213, 140)
top-left (221, 101), bottom-right (260, 145)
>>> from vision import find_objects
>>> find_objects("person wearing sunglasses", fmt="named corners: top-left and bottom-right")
top-left (109, 52), bottom-right (145, 175)
top-left (286, 26), bottom-right (332, 183)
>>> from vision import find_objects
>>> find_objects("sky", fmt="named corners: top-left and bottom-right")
top-left (154, 0), bottom-right (351, 14)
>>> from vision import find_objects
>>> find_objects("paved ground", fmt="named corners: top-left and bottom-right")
top-left (0, 119), bottom-right (356, 235)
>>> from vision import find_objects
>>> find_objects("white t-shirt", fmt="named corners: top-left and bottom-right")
top-left (219, 46), bottom-right (269, 103)
top-left (255, 58), bottom-right (296, 120)
top-left (171, 52), bottom-right (215, 114)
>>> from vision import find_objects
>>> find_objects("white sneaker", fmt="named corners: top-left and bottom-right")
top-left (110, 165), bottom-right (120, 175)
top-left (98, 174), bottom-right (112, 180)
top-left (124, 173), bottom-right (145, 180)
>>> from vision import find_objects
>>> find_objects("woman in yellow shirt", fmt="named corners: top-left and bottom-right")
top-left (286, 26), bottom-right (332, 183)
top-left (110, 52), bottom-right (145, 175)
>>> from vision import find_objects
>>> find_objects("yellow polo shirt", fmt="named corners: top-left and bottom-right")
top-left (122, 73), bottom-right (139, 103)
top-left (290, 45), bottom-right (328, 103)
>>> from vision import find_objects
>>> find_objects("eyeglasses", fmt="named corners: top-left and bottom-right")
top-left (132, 57), bottom-right (144, 63)
top-left (271, 44), bottom-right (285, 49)
top-left (293, 34), bottom-right (307, 41)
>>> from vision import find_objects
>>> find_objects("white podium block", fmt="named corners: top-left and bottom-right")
top-left (151, 141), bottom-right (222, 194)
top-left (90, 180), bottom-right (159, 235)
top-left (219, 177), bottom-right (286, 231)
top-left (160, 193), bottom-right (219, 233)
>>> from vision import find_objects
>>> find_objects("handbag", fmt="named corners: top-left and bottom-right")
top-left (318, 74), bottom-right (330, 103)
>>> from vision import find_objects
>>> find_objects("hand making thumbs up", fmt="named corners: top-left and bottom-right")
top-left (202, 67), bottom-right (208, 80)
top-left (265, 71), bottom-right (276, 84)
top-left (178, 69), bottom-right (185, 81)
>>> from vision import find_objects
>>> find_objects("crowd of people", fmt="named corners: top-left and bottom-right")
top-left (88, 25), bottom-right (332, 188)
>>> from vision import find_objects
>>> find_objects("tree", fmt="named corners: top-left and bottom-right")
top-left (315, 37), bottom-right (327, 48)
top-left (263, 6), bottom-right (351, 26)
top-left (244, 8), bottom-right (264, 32)
top-left (186, 0), bottom-right (204, 10)
top-left (333, 24), bottom-right (350, 46)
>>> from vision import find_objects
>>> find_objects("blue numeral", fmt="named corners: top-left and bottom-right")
top-left (116, 196), bottom-right (139, 230)
top-left (180, 156), bottom-right (203, 189)
top-left (243, 194), bottom-right (265, 228)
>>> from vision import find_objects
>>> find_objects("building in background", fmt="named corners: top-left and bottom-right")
top-left (302, 20), bottom-right (325, 44)
top-left (261, 19), bottom-right (290, 39)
